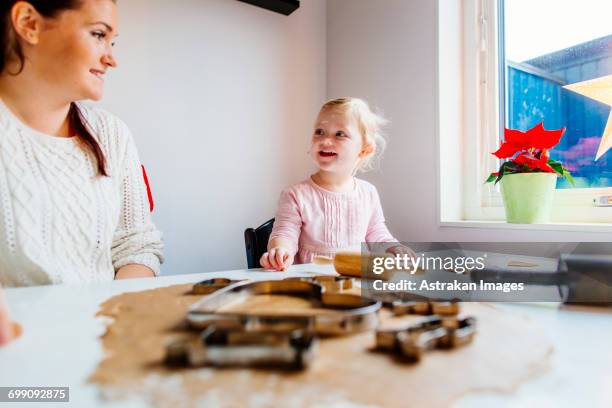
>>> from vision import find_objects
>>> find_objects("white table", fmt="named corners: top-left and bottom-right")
top-left (1, 264), bottom-right (611, 408)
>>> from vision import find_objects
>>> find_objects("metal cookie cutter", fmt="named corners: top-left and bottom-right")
top-left (285, 276), bottom-right (354, 293)
top-left (166, 326), bottom-right (317, 370)
top-left (397, 326), bottom-right (448, 362)
top-left (391, 300), bottom-right (460, 316)
top-left (391, 300), bottom-right (432, 316)
top-left (376, 316), bottom-right (476, 362)
top-left (376, 315), bottom-right (443, 351)
top-left (437, 316), bottom-right (477, 348)
top-left (192, 278), bottom-right (244, 295)
top-left (187, 280), bottom-right (381, 336)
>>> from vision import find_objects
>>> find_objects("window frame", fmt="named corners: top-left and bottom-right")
top-left (460, 0), bottom-right (612, 224)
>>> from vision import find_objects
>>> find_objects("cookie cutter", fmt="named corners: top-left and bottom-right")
top-left (437, 316), bottom-right (477, 348)
top-left (165, 326), bottom-right (317, 370)
top-left (391, 300), bottom-right (460, 316)
top-left (192, 278), bottom-right (244, 294)
top-left (397, 326), bottom-right (448, 361)
top-left (376, 315), bottom-right (443, 351)
top-left (187, 280), bottom-right (381, 336)
top-left (285, 276), bottom-right (354, 293)
top-left (376, 316), bottom-right (476, 362)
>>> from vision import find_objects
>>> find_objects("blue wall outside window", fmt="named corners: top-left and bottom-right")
top-left (505, 34), bottom-right (612, 188)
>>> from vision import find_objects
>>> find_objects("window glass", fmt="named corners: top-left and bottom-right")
top-left (503, 0), bottom-right (612, 188)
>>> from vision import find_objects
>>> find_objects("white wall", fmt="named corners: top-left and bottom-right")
top-left (327, 0), bottom-right (611, 243)
top-left (100, 0), bottom-right (325, 274)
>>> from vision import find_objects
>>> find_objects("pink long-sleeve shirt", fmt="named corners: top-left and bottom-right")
top-left (269, 177), bottom-right (397, 264)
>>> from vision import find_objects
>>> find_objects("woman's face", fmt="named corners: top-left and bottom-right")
top-left (33, 0), bottom-right (118, 102)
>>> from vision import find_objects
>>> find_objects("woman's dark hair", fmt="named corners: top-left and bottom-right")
top-left (1, 1), bottom-right (111, 176)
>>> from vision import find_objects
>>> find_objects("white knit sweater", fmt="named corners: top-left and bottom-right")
top-left (0, 100), bottom-right (164, 287)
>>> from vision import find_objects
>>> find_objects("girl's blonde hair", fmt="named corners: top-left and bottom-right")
top-left (320, 97), bottom-right (388, 173)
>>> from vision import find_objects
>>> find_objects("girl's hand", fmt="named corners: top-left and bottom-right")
top-left (260, 247), bottom-right (294, 271)
top-left (386, 245), bottom-right (417, 260)
top-left (0, 288), bottom-right (21, 346)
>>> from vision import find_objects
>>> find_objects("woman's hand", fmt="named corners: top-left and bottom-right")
top-left (260, 247), bottom-right (294, 271)
top-left (0, 287), bottom-right (21, 346)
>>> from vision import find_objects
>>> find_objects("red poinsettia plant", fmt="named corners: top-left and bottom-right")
top-left (486, 122), bottom-right (574, 184)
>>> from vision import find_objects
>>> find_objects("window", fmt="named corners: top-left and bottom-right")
top-left (452, 0), bottom-right (612, 225)
top-left (503, 0), bottom-right (612, 189)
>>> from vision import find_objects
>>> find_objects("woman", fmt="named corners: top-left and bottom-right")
top-left (0, 0), bottom-right (164, 342)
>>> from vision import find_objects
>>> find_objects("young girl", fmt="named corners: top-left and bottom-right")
top-left (260, 97), bottom-right (411, 271)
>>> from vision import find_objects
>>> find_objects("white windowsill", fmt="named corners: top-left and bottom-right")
top-left (439, 220), bottom-right (612, 233)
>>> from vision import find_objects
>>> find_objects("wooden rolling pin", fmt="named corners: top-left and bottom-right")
top-left (314, 252), bottom-right (394, 279)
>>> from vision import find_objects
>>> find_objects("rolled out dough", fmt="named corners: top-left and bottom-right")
top-left (90, 284), bottom-right (552, 407)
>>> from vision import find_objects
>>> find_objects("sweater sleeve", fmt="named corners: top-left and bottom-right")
top-left (268, 188), bottom-right (302, 255)
top-left (365, 186), bottom-right (397, 244)
top-left (110, 120), bottom-right (164, 275)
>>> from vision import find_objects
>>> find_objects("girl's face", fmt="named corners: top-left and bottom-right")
top-left (310, 108), bottom-right (371, 176)
top-left (32, 0), bottom-right (118, 102)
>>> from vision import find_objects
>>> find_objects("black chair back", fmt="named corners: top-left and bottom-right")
top-left (244, 218), bottom-right (275, 268)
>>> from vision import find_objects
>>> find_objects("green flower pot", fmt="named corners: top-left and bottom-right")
top-left (500, 173), bottom-right (557, 224)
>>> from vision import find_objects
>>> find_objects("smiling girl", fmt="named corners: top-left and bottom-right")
top-left (260, 97), bottom-right (412, 271)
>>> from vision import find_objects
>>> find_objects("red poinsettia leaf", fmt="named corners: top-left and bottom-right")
top-left (526, 122), bottom-right (565, 149)
top-left (504, 128), bottom-right (530, 146)
top-left (513, 152), bottom-right (556, 173)
top-left (536, 152), bottom-right (556, 173)
top-left (493, 141), bottom-right (522, 158)
top-left (513, 153), bottom-right (538, 169)
top-left (536, 160), bottom-right (555, 173)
